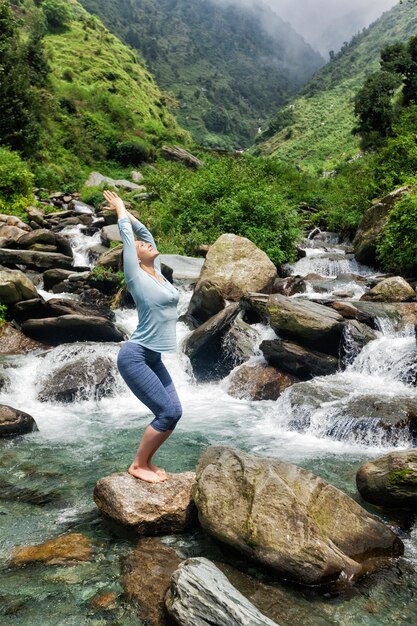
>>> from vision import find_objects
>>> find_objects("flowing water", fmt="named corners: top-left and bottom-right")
top-left (0, 231), bottom-right (416, 624)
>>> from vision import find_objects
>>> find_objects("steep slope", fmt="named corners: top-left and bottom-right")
top-left (255, 1), bottom-right (417, 174)
top-left (77, 0), bottom-right (323, 149)
top-left (11, 0), bottom-right (188, 186)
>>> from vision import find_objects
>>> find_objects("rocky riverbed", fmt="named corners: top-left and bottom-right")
top-left (0, 177), bottom-right (416, 625)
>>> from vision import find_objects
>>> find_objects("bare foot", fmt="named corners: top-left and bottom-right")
top-left (128, 464), bottom-right (164, 483)
top-left (149, 463), bottom-right (168, 479)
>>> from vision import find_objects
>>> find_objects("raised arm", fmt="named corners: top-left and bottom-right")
top-left (103, 190), bottom-right (140, 283)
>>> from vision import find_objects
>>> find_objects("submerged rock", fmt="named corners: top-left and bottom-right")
top-left (228, 362), bottom-right (298, 401)
top-left (356, 450), bottom-right (417, 510)
top-left (121, 536), bottom-right (181, 626)
top-left (361, 276), bottom-right (416, 303)
top-left (10, 533), bottom-right (94, 567)
top-left (193, 446), bottom-right (403, 586)
top-left (0, 405), bottom-right (38, 437)
top-left (265, 295), bottom-right (345, 356)
top-left (94, 471), bottom-right (196, 534)
top-left (165, 557), bottom-right (279, 626)
top-left (196, 233), bottom-right (277, 301)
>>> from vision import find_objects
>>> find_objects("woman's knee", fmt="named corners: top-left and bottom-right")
top-left (150, 404), bottom-right (182, 432)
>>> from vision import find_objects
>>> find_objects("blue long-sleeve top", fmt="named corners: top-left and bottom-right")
top-left (117, 216), bottom-right (179, 352)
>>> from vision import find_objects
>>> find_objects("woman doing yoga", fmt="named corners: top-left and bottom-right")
top-left (103, 190), bottom-right (182, 484)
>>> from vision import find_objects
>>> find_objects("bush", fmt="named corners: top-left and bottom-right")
top-left (0, 148), bottom-right (33, 219)
top-left (42, 0), bottom-right (72, 29)
top-left (112, 140), bottom-right (153, 165)
top-left (377, 191), bottom-right (417, 276)
top-left (79, 186), bottom-right (106, 209)
top-left (0, 304), bottom-right (7, 327)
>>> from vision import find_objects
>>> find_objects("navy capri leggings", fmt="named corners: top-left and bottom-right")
top-left (117, 341), bottom-right (182, 432)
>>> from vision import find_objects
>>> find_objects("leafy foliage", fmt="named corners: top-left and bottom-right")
top-left (377, 191), bottom-right (417, 275)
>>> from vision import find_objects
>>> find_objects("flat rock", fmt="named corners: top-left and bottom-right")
top-left (10, 533), bottom-right (94, 567)
top-left (356, 450), bottom-right (417, 509)
top-left (0, 248), bottom-right (74, 270)
top-left (196, 234), bottom-right (277, 301)
top-left (21, 315), bottom-right (125, 344)
top-left (94, 471), bottom-right (197, 534)
top-left (0, 404), bottom-right (38, 437)
top-left (265, 295), bottom-right (345, 356)
top-left (193, 446), bottom-right (403, 586)
top-left (165, 557), bottom-right (279, 626)
top-left (260, 338), bottom-right (339, 380)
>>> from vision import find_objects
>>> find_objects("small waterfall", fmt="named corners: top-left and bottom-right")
top-left (58, 225), bottom-right (102, 267)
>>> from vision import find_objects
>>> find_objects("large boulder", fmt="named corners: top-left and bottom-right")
top-left (121, 537), bottom-right (181, 626)
top-left (37, 352), bottom-right (118, 403)
top-left (196, 234), bottom-right (277, 301)
top-left (94, 471), bottom-right (197, 534)
top-left (0, 268), bottom-right (38, 304)
top-left (227, 362), bottom-right (298, 401)
top-left (96, 246), bottom-right (123, 271)
top-left (0, 405), bottom-right (38, 437)
top-left (260, 338), bottom-right (339, 380)
top-left (0, 248), bottom-right (74, 270)
top-left (361, 277), bottom-right (416, 303)
top-left (0, 223), bottom-right (28, 248)
top-left (165, 557), bottom-right (279, 626)
top-left (21, 315), bottom-right (125, 344)
top-left (265, 295), bottom-right (345, 357)
top-left (101, 224), bottom-right (122, 246)
top-left (356, 450), bottom-right (417, 510)
top-left (0, 323), bottom-right (48, 355)
top-left (84, 171), bottom-right (145, 191)
top-left (184, 303), bottom-right (241, 381)
top-left (353, 185), bottom-right (414, 266)
top-left (193, 446), bottom-right (403, 586)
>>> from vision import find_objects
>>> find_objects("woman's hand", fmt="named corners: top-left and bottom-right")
top-left (103, 190), bottom-right (126, 216)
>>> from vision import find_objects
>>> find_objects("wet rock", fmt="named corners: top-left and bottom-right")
top-left (94, 471), bottom-right (197, 534)
top-left (341, 320), bottom-right (378, 364)
top-left (184, 303), bottom-right (241, 381)
top-left (222, 315), bottom-right (259, 365)
top-left (0, 405), bottom-right (38, 437)
top-left (356, 450), bottom-right (417, 509)
top-left (0, 479), bottom-right (61, 506)
top-left (121, 536), bottom-right (181, 626)
top-left (17, 229), bottom-right (73, 257)
top-left (228, 362), bottom-right (298, 401)
top-left (331, 301), bottom-right (372, 323)
top-left (186, 279), bottom-right (226, 327)
top-left (165, 557), bottom-right (279, 626)
top-left (0, 268), bottom-right (38, 304)
top-left (260, 338), bottom-right (339, 380)
top-left (361, 276), bottom-right (416, 302)
top-left (96, 246), bottom-right (123, 271)
top-left (0, 248), bottom-right (74, 271)
top-left (10, 533), bottom-right (94, 567)
top-left (196, 234), bottom-right (277, 301)
top-left (12, 297), bottom-right (114, 323)
top-left (272, 275), bottom-right (306, 296)
top-left (0, 323), bottom-right (48, 355)
top-left (353, 186), bottom-right (414, 266)
top-left (43, 268), bottom-right (76, 291)
top-left (21, 315), bottom-right (124, 344)
top-left (265, 295), bottom-right (345, 357)
top-left (37, 352), bottom-right (118, 402)
top-left (193, 446), bottom-right (403, 586)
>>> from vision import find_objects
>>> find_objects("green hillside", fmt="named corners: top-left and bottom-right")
top-left (77, 0), bottom-right (323, 150)
top-left (255, 1), bottom-right (417, 174)
top-left (2, 0), bottom-right (188, 188)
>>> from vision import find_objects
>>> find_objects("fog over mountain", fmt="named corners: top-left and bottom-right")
top-left (214, 0), bottom-right (399, 56)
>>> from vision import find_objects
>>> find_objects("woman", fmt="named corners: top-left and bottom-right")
top-left (103, 190), bottom-right (181, 484)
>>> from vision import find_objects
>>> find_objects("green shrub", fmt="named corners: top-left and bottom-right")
top-left (377, 191), bottom-right (417, 276)
top-left (42, 0), bottom-right (72, 29)
top-left (109, 240), bottom-right (122, 249)
top-left (0, 304), bottom-right (7, 327)
top-left (79, 186), bottom-right (105, 208)
top-left (112, 140), bottom-right (153, 165)
top-left (0, 147), bottom-right (33, 218)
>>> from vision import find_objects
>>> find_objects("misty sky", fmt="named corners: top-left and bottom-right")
top-left (271, 0), bottom-right (398, 55)
top-left (217, 0), bottom-right (400, 56)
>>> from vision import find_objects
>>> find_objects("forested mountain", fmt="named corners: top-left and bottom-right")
top-left (77, 0), bottom-right (324, 149)
top-left (255, 1), bottom-right (417, 173)
top-left (0, 0), bottom-right (187, 188)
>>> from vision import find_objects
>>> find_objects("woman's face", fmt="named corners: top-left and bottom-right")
top-left (135, 240), bottom-right (159, 264)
